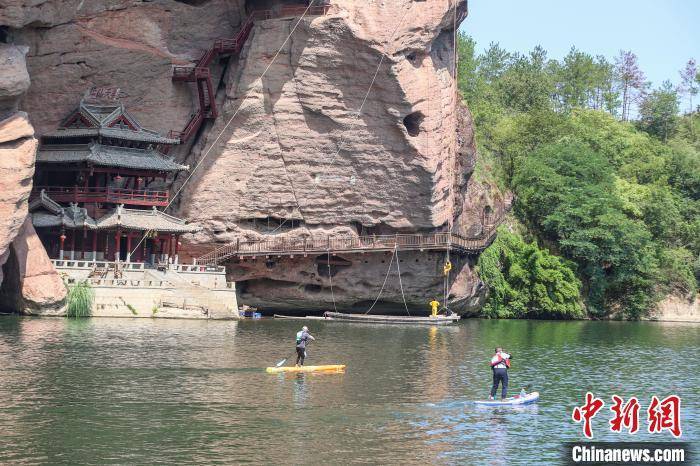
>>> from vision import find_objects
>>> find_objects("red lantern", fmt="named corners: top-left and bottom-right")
top-left (115, 174), bottom-right (123, 182)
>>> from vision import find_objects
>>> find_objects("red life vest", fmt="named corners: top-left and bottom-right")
top-left (491, 354), bottom-right (511, 369)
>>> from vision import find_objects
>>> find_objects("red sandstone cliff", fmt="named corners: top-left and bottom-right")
top-left (1, 0), bottom-right (504, 314)
top-left (0, 44), bottom-right (65, 312)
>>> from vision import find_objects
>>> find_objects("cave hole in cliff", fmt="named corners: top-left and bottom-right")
top-left (316, 254), bottom-right (352, 278)
top-left (243, 217), bottom-right (303, 232)
top-left (403, 112), bottom-right (424, 137)
top-left (304, 284), bottom-right (323, 294)
top-left (0, 27), bottom-right (9, 43)
top-left (0, 247), bottom-right (21, 313)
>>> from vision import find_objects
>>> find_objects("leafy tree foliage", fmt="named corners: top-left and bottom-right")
top-left (458, 35), bottom-right (699, 318)
top-left (513, 142), bottom-right (658, 318)
top-left (477, 227), bottom-right (583, 319)
top-left (638, 81), bottom-right (680, 142)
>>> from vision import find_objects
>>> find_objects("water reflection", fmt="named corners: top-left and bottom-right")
top-left (0, 317), bottom-right (697, 464)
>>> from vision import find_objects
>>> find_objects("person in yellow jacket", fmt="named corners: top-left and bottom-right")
top-left (429, 298), bottom-right (440, 317)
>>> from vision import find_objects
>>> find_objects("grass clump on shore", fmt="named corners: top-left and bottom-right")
top-left (66, 281), bottom-right (94, 318)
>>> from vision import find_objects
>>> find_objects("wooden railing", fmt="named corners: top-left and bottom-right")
top-left (32, 186), bottom-right (169, 207)
top-left (195, 229), bottom-right (499, 266)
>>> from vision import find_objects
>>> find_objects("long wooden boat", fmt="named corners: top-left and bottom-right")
top-left (273, 314), bottom-right (330, 320)
top-left (323, 311), bottom-right (460, 325)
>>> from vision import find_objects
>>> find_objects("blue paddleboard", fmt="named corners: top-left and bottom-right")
top-left (474, 391), bottom-right (540, 406)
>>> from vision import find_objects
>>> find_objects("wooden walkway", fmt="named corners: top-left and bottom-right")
top-left (194, 230), bottom-right (498, 265)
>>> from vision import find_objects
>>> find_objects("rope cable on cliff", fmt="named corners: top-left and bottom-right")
top-left (128, 2), bottom-right (315, 257)
top-left (318, 1), bottom-right (414, 314)
top-left (363, 248), bottom-right (397, 315)
top-left (441, 0), bottom-right (461, 310)
top-left (395, 248), bottom-right (410, 316)
top-left (327, 253), bottom-right (338, 313)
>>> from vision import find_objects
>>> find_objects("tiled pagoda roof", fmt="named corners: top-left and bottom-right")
top-left (30, 192), bottom-right (96, 229)
top-left (36, 143), bottom-right (189, 172)
top-left (94, 205), bottom-right (200, 234)
top-left (30, 193), bottom-right (199, 234)
top-left (44, 127), bottom-right (179, 144)
top-left (42, 100), bottom-right (179, 145)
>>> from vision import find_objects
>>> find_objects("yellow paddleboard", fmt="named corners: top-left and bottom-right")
top-left (265, 364), bottom-right (346, 374)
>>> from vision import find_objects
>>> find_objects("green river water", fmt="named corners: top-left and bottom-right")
top-left (0, 316), bottom-right (697, 465)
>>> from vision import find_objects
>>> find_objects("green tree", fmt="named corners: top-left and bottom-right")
top-left (513, 141), bottom-right (659, 318)
top-left (457, 32), bottom-right (480, 104)
top-left (496, 46), bottom-right (554, 112)
top-left (638, 80), bottom-right (680, 142)
top-left (477, 227), bottom-right (583, 319)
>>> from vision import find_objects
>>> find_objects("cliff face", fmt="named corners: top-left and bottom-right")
top-left (177, 0), bottom-right (504, 312)
top-left (2, 0), bottom-right (504, 314)
top-left (6, 0), bottom-right (245, 136)
top-left (0, 44), bottom-right (65, 312)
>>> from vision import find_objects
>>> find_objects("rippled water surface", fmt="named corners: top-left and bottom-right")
top-left (0, 317), bottom-right (697, 464)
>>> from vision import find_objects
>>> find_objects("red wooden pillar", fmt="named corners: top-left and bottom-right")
top-left (174, 235), bottom-right (180, 257)
top-left (59, 229), bottom-right (66, 260)
top-left (126, 233), bottom-right (132, 262)
top-left (114, 229), bottom-right (121, 261)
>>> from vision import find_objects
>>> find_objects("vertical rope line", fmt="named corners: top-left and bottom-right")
top-left (328, 253), bottom-right (338, 312)
top-left (364, 250), bottom-right (396, 315)
top-left (395, 247), bottom-right (410, 316)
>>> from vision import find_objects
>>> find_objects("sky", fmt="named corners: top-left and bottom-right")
top-left (461, 0), bottom-right (699, 105)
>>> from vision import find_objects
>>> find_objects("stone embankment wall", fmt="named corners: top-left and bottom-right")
top-left (37, 262), bottom-right (238, 319)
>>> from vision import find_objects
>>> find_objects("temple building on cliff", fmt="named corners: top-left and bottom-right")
top-left (29, 95), bottom-right (199, 264)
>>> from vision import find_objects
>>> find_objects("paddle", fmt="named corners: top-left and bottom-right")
top-left (275, 352), bottom-right (294, 367)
